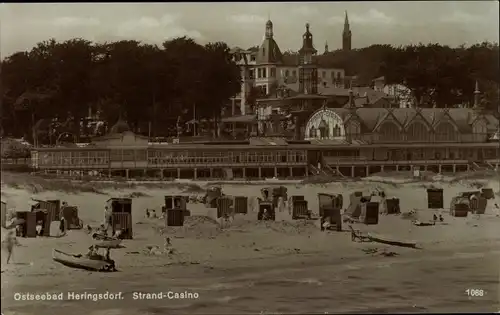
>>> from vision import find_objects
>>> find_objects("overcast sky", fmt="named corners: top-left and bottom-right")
top-left (1, 2), bottom-right (498, 58)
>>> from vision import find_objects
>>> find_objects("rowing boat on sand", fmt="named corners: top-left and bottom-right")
top-left (52, 249), bottom-right (116, 272)
top-left (367, 233), bottom-right (417, 248)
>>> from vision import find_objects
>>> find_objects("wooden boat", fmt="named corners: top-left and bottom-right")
top-left (367, 233), bottom-right (417, 248)
top-left (52, 249), bottom-right (116, 272)
top-left (413, 220), bottom-right (435, 227)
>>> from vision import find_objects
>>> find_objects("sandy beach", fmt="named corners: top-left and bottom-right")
top-left (1, 173), bottom-right (499, 314)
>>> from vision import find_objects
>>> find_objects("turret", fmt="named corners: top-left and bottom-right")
top-left (298, 23), bottom-right (318, 95)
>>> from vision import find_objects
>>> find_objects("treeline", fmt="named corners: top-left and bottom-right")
top-left (313, 42), bottom-right (499, 109)
top-left (1, 38), bottom-right (499, 144)
top-left (1, 37), bottom-right (241, 142)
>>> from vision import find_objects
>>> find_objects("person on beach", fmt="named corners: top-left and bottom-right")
top-left (105, 248), bottom-right (111, 261)
top-left (36, 220), bottom-right (43, 236)
top-left (163, 236), bottom-right (173, 254)
top-left (104, 206), bottom-right (112, 235)
top-left (86, 245), bottom-right (98, 258)
top-left (3, 230), bottom-right (19, 264)
top-left (59, 216), bottom-right (66, 233)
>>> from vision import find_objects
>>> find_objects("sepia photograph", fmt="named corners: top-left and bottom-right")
top-left (1, 1), bottom-right (499, 314)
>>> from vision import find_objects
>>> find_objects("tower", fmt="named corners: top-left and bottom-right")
top-left (324, 41), bottom-right (329, 55)
top-left (342, 11), bottom-right (352, 51)
top-left (473, 80), bottom-right (481, 108)
top-left (298, 23), bottom-right (318, 95)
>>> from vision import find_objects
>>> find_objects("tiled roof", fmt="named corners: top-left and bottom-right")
top-left (256, 38), bottom-right (283, 64)
top-left (314, 107), bottom-right (499, 133)
top-left (319, 87), bottom-right (351, 96)
top-left (282, 54), bottom-right (299, 66)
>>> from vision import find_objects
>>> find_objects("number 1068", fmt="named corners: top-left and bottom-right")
top-left (465, 289), bottom-right (484, 297)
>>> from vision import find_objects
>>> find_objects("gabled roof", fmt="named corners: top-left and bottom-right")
top-left (306, 107), bottom-right (499, 134)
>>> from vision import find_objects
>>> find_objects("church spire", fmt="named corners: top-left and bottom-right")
top-left (342, 11), bottom-right (352, 51)
top-left (324, 41), bottom-right (329, 54)
top-left (344, 11), bottom-right (350, 32)
top-left (265, 19), bottom-right (274, 39)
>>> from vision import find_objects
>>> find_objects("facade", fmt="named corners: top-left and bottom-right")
top-left (31, 104), bottom-right (499, 179)
top-left (230, 18), bottom-right (347, 115)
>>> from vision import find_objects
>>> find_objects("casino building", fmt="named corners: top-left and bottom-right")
top-left (30, 95), bottom-right (499, 179)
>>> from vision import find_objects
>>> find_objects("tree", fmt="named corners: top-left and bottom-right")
top-left (202, 42), bottom-right (242, 135)
top-left (51, 39), bottom-right (98, 141)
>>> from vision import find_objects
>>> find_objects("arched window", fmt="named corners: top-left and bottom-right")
top-left (309, 127), bottom-right (316, 138)
top-left (379, 121), bottom-right (400, 142)
top-left (285, 70), bottom-right (289, 77)
top-left (406, 121), bottom-right (429, 142)
top-left (472, 119), bottom-right (487, 134)
top-left (435, 122), bottom-right (457, 142)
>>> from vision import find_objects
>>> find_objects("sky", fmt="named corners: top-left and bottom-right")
top-left (1, 2), bottom-right (499, 58)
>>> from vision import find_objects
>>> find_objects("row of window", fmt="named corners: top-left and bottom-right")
top-left (370, 148), bottom-right (498, 161)
top-left (36, 150), bottom-right (308, 165)
top-left (249, 68), bottom-right (344, 81)
top-left (148, 152), bottom-right (306, 164)
top-left (39, 155), bottom-right (110, 166)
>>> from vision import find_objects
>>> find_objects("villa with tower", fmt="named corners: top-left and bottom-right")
top-left (230, 12), bottom-right (354, 115)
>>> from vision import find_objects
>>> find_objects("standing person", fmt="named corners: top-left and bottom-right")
top-left (104, 206), bottom-right (112, 236)
top-left (59, 216), bottom-right (66, 234)
top-left (3, 230), bottom-right (19, 264)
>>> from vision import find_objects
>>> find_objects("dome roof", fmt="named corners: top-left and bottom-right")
top-left (109, 118), bottom-right (130, 134)
top-left (266, 20), bottom-right (273, 27)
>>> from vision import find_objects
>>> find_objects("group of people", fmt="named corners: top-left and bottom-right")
top-left (433, 214), bottom-right (445, 222)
